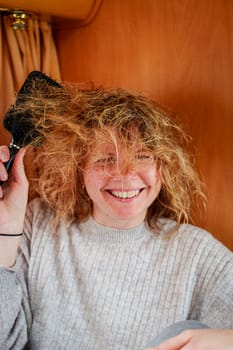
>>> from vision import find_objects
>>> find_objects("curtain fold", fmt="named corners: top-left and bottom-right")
top-left (0, 15), bottom-right (61, 144)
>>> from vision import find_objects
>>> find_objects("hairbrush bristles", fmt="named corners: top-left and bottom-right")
top-left (1, 70), bottom-right (62, 182)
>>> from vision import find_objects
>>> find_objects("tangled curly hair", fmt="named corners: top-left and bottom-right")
top-left (20, 80), bottom-right (205, 231)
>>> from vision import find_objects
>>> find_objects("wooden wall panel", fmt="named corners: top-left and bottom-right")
top-left (55, 0), bottom-right (233, 250)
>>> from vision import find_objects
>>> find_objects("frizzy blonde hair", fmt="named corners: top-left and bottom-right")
top-left (23, 82), bottom-right (205, 231)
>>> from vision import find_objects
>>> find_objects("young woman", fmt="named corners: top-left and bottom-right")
top-left (0, 84), bottom-right (232, 349)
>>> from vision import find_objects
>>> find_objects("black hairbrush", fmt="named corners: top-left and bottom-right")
top-left (0, 70), bottom-right (62, 185)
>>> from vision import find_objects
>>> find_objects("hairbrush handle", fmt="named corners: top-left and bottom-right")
top-left (0, 140), bottom-right (20, 186)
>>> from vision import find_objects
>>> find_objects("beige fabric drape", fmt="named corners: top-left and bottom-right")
top-left (0, 15), bottom-right (61, 144)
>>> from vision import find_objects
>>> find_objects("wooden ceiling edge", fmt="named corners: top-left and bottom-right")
top-left (52, 0), bottom-right (103, 30)
top-left (0, 0), bottom-right (100, 21)
top-left (80, 0), bottom-right (103, 26)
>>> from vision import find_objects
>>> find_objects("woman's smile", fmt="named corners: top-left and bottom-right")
top-left (106, 189), bottom-right (142, 200)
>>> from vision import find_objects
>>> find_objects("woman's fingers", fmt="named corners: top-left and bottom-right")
top-left (146, 332), bottom-right (190, 350)
top-left (11, 147), bottom-right (28, 185)
top-left (146, 329), bottom-right (233, 350)
top-left (0, 146), bottom-right (10, 185)
top-left (0, 146), bottom-right (29, 233)
top-left (5, 147), bottom-right (29, 204)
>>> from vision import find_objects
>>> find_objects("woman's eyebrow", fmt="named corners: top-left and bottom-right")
top-left (92, 151), bottom-right (117, 159)
top-left (135, 148), bottom-right (152, 153)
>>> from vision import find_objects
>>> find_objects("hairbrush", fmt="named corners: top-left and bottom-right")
top-left (0, 70), bottom-right (62, 185)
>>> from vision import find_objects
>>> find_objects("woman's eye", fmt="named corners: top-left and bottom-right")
top-left (96, 158), bottom-right (107, 163)
top-left (95, 157), bottom-right (116, 165)
top-left (135, 153), bottom-right (153, 161)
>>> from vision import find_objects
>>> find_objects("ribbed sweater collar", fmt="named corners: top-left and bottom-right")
top-left (78, 217), bottom-right (152, 244)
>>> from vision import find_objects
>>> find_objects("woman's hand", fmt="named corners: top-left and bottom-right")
top-left (0, 145), bottom-right (29, 234)
top-left (146, 329), bottom-right (233, 350)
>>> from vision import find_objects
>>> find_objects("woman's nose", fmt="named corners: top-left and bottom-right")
top-left (111, 161), bottom-right (136, 177)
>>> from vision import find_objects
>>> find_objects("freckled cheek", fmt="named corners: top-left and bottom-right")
top-left (83, 169), bottom-right (106, 191)
top-left (144, 167), bottom-right (161, 187)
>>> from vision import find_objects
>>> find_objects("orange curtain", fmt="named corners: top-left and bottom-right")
top-left (0, 15), bottom-right (61, 144)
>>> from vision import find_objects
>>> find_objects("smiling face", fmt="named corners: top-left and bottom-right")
top-left (83, 132), bottom-right (162, 229)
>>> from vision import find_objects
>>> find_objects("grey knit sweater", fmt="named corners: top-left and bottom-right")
top-left (0, 199), bottom-right (233, 350)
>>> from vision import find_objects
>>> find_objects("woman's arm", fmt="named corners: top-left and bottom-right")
top-left (0, 145), bottom-right (31, 348)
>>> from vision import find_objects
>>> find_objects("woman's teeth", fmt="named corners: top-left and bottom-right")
top-left (110, 190), bottom-right (140, 199)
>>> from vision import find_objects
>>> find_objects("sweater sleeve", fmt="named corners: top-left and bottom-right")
top-left (200, 253), bottom-right (233, 328)
top-left (0, 206), bottom-right (33, 350)
top-left (189, 232), bottom-right (233, 328)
